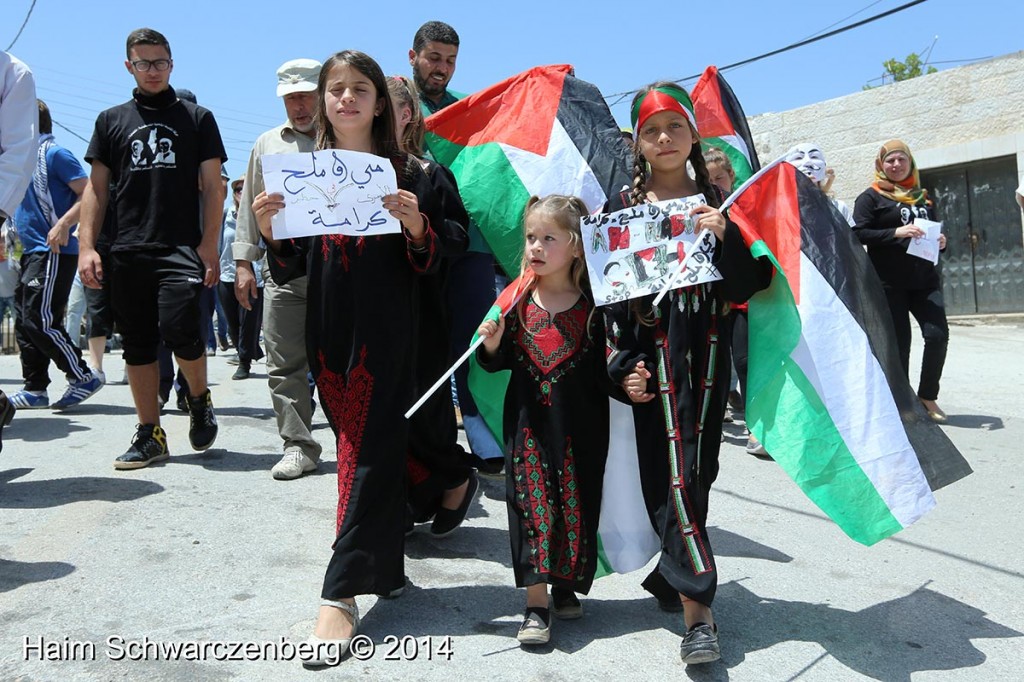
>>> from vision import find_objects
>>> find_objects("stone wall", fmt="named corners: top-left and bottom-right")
top-left (747, 51), bottom-right (1024, 209)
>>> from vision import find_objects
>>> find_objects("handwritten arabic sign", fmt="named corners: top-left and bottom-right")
top-left (580, 195), bottom-right (722, 306)
top-left (261, 150), bottom-right (400, 239)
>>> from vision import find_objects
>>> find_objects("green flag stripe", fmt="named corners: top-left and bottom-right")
top-left (425, 133), bottom-right (530, 276)
top-left (746, 240), bottom-right (908, 545)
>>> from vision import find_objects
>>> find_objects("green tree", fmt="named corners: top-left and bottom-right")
top-left (864, 53), bottom-right (938, 90)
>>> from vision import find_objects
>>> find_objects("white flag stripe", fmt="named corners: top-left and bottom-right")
top-left (598, 399), bottom-right (661, 573)
top-left (792, 253), bottom-right (935, 527)
top-left (499, 118), bottom-right (608, 213)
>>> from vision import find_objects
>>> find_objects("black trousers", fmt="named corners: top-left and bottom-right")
top-left (111, 247), bottom-right (205, 366)
top-left (731, 309), bottom-right (749, 398)
top-left (217, 281), bottom-right (264, 365)
top-left (884, 285), bottom-right (948, 401)
top-left (15, 252), bottom-right (90, 391)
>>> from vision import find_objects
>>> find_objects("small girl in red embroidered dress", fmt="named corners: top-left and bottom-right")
top-left (477, 195), bottom-right (612, 647)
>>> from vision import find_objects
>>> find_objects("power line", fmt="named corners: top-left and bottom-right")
top-left (605, 0), bottom-right (931, 105)
top-left (5, 0), bottom-right (37, 51)
top-left (53, 119), bottom-right (90, 144)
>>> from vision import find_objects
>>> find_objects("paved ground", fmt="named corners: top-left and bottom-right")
top-left (1, 319), bottom-right (1021, 681)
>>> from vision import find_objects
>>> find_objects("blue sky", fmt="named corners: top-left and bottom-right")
top-left (6, 0), bottom-right (1019, 181)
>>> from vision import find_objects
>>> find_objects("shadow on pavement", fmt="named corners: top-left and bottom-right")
top-left (714, 581), bottom-right (1022, 681)
top-left (942, 414), bottom-right (1004, 431)
top-left (708, 527), bottom-right (793, 563)
top-left (0, 558), bottom-right (76, 593)
top-left (211, 406), bottom-right (276, 420)
top-left (4, 416), bottom-right (90, 442)
top-left (171, 450), bottom-right (338, 475)
top-left (405, 524), bottom-right (512, 568)
top-left (0, 468), bottom-right (164, 508)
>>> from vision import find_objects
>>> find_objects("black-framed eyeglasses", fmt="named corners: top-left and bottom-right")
top-left (131, 59), bottom-right (172, 72)
top-left (232, 187), bottom-right (243, 194)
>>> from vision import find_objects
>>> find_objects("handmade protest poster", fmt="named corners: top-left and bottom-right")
top-left (907, 218), bottom-right (943, 265)
top-left (261, 150), bottom-right (400, 239)
top-left (580, 195), bottom-right (722, 306)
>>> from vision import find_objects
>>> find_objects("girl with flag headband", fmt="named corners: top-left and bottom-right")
top-left (604, 81), bottom-right (771, 664)
top-left (853, 139), bottom-right (949, 423)
top-left (477, 194), bottom-right (614, 647)
top-left (252, 50), bottom-right (447, 668)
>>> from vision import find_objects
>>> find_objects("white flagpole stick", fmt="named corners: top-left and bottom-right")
top-left (651, 227), bottom-right (711, 307)
top-left (404, 335), bottom-right (486, 420)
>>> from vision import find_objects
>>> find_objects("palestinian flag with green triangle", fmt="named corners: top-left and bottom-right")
top-left (691, 65), bottom-right (761, 186)
top-left (727, 161), bottom-right (972, 545)
top-left (424, 64), bottom-right (633, 276)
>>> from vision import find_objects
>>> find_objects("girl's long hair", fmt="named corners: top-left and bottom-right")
top-left (314, 50), bottom-right (400, 159)
top-left (386, 75), bottom-right (425, 158)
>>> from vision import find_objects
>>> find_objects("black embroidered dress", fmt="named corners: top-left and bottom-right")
top-left (478, 294), bottom-right (609, 594)
top-left (604, 222), bottom-right (771, 606)
top-left (268, 155), bottom-right (442, 599)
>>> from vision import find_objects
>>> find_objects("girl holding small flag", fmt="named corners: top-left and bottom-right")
top-left (253, 50), bottom-right (446, 667)
top-left (604, 82), bottom-right (771, 664)
top-left (476, 195), bottom-right (612, 647)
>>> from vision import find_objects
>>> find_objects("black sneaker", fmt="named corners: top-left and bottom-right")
top-left (680, 623), bottom-right (720, 665)
top-left (551, 587), bottom-right (583, 620)
top-left (0, 392), bottom-right (16, 453)
top-left (176, 390), bottom-right (188, 413)
top-left (186, 389), bottom-right (218, 451)
top-left (114, 424), bottom-right (170, 470)
top-left (231, 363), bottom-right (250, 380)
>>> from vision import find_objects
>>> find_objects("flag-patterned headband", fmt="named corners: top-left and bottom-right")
top-left (631, 87), bottom-right (697, 135)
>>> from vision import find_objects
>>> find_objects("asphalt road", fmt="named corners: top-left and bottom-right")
top-left (1, 318), bottom-right (1021, 681)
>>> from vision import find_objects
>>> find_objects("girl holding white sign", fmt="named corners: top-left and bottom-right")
top-left (604, 82), bottom-right (771, 665)
top-left (252, 50), bottom-right (448, 668)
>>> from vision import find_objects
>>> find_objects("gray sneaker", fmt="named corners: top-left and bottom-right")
top-left (272, 449), bottom-right (317, 480)
top-left (680, 623), bottom-right (720, 665)
top-left (517, 610), bottom-right (550, 646)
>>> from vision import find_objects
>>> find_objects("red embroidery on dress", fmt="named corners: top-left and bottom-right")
top-left (515, 427), bottom-right (552, 571)
top-left (550, 437), bottom-right (586, 581)
top-left (315, 346), bottom-right (373, 534)
top-left (407, 453), bottom-right (430, 486)
top-left (518, 300), bottom-right (586, 374)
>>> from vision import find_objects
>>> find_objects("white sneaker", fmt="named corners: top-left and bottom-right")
top-left (272, 449), bottom-right (317, 480)
top-left (91, 368), bottom-right (107, 385)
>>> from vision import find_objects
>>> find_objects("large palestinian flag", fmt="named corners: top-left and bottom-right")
top-left (691, 66), bottom-right (761, 187)
top-left (728, 161), bottom-right (972, 545)
top-left (424, 64), bottom-right (633, 276)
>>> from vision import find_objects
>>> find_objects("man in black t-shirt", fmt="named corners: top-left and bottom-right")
top-left (78, 28), bottom-right (226, 469)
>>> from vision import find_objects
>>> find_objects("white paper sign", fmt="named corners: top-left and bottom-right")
top-left (907, 218), bottom-right (942, 265)
top-left (580, 195), bottom-right (722, 307)
top-left (261, 150), bottom-right (400, 239)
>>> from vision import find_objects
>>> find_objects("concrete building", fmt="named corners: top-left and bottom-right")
top-left (747, 51), bottom-right (1024, 314)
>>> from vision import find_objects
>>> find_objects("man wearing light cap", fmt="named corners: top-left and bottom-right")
top-left (232, 58), bottom-right (322, 480)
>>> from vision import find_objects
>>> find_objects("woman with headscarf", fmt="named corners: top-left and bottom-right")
top-left (853, 140), bottom-right (949, 422)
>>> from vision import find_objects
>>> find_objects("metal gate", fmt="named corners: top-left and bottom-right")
top-left (922, 156), bottom-right (1024, 314)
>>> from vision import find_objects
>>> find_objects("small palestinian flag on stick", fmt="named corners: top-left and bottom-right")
top-left (691, 65), bottom-right (761, 186)
top-left (424, 64), bottom-right (633, 276)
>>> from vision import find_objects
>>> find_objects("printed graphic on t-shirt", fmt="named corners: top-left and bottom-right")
top-left (900, 205), bottom-right (929, 225)
top-left (128, 124), bottom-right (178, 170)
